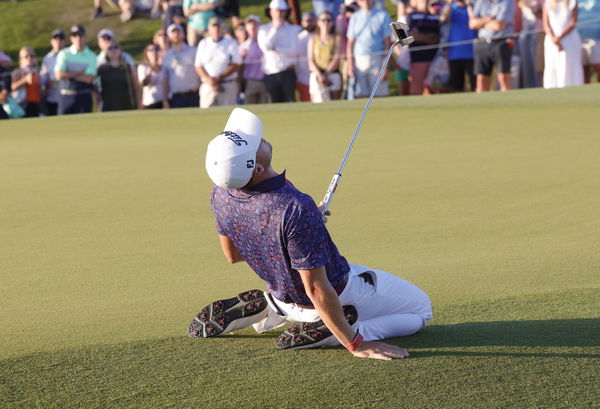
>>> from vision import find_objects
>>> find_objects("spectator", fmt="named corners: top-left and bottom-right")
top-left (0, 52), bottom-right (13, 117)
top-left (55, 25), bottom-right (97, 115)
top-left (0, 51), bottom-right (12, 69)
top-left (297, 12), bottom-right (317, 102)
top-left (518, 0), bottom-right (544, 87)
top-left (40, 30), bottom-right (66, 116)
top-left (97, 42), bottom-right (140, 111)
top-left (346, 0), bottom-right (392, 98)
top-left (239, 15), bottom-right (270, 104)
top-left (153, 28), bottom-right (171, 60)
top-left (441, 0), bottom-right (477, 92)
top-left (543, 0), bottom-right (583, 87)
top-left (234, 22), bottom-right (248, 45)
top-left (287, 0), bottom-right (303, 25)
top-left (159, 0), bottom-right (185, 28)
top-left (138, 44), bottom-right (166, 108)
top-left (407, 0), bottom-right (441, 95)
top-left (162, 23), bottom-right (200, 108)
top-left (336, 0), bottom-right (358, 64)
top-left (313, 0), bottom-right (344, 21)
top-left (258, 0), bottom-right (301, 103)
top-left (92, 0), bottom-right (120, 20)
top-left (96, 29), bottom-right (135, 68)
top-left (194, 16), bottom-right (241, 108)
top-left (578, 0), bottom-right (600, 83)
top-left (216, 0), bottom-right (242, 27)
top-left (11, 47), bottom-right (42, 118)
top-left (308, 11), bottom-right (343, 101)
top-left (0, 82), bottom-right (25, 119)
top-left (469, 0), bottom-right (515, 92)
top-left (184, 0), bottom-right (217, 46)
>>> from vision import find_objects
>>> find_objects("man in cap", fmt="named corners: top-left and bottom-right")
top-left (195, 16), bottom-right (241, 108)
top-left (96, 29), bottom-right (135, 68)
top-left (162, 23), bottom-right (201, 108)
top-left (239, 15), bottom-right (270, 104)
top-left (257, 0), bottom-right (301, 103)
top-left (54, 25), bottom-right (97, 115)
top-left (40, 29), bottom-right (66, 116)
top-left (190, 108), bottom-right (432, 360)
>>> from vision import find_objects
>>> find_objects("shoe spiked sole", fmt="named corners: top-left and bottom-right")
top-left (188, 290), bottom-right (268, 338)
top-left (275, 305), bottom-right (358, 350)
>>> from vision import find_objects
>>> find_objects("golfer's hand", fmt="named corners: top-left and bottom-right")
top-left (352, 341), bottom-right (410, 360)
top-left (317, 201), bottom-right (331, 223)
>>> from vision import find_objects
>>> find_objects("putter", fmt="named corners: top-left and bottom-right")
top-left (320, 22), bottom-right (414, 215)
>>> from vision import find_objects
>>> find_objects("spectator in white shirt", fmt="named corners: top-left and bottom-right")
top-left (138, 43), bottom-right (166, 108)
top-left (162, 23), bottom-right (201, 107)
top-left (195, 17), bottom-right (241, 108)
top-left (258, 0), bottom-right (301, 102)
top-left (40, 29), bottom-right (66, 116)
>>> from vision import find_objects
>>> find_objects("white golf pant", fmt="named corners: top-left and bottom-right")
top-left (253, 264), bottom-right (433, 346)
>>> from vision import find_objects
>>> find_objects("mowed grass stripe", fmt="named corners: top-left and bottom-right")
top-left (1, 290), bottom-right (598, 408)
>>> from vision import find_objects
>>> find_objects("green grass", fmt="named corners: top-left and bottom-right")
top-left (1, 86), bottom-right (600, 408)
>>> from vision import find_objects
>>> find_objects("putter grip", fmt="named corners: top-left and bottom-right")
top-left (321, 173), bottom-right (341, 215)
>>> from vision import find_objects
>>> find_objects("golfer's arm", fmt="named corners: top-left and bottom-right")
top-left (298, 266), bottom-right (355, 347)
top-left (218, 234), bottom-right (244, 264)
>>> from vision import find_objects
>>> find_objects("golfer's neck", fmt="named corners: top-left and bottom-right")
top-left (248, 167), bottom-right (278, 187)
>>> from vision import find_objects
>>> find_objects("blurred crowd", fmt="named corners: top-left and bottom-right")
top-left (0, 0), bottom-right (599, 119)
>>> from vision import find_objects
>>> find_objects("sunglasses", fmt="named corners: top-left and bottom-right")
top-left (319, 18), bottom-right (332, 22)
top-left (147, 47), bottom-right (159, 52)
top-left (108, 45), bottom-right (120, 50)
top-left (22, 54), bottom-right (35, 58)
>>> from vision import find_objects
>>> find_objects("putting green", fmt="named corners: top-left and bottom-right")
top-left (1, 86), bottom-right (599, 408)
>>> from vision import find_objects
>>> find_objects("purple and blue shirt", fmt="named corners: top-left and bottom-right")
top-left (210, 172), bottom-right (350, 305)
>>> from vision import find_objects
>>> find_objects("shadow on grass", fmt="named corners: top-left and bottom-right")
top-left (389, 318), bottom-right (600, 358)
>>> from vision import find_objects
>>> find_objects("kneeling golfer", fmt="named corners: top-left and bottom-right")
top-left (189, 108), bottom-right (432, 360)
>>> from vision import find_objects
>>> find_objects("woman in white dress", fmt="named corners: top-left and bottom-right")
top-left (543, 0), bottom-right (584, 88)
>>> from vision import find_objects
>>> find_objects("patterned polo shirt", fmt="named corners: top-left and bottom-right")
top-left (210, 172), bottom-right (350, 306)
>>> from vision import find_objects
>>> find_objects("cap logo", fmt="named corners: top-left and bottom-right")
top-left (246, 160), bottom-right (255, 168)
top-left (221, 131), bottom-right (247, 146)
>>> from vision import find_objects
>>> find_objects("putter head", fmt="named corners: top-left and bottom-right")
top-left (390, 22), bottom-right (414, 46)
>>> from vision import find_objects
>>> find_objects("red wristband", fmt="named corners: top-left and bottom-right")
top-left (345, 332), bottom-right (364, 352)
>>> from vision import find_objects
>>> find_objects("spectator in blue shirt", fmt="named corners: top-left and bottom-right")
top-left (346, 0), bottom-right (393, 98)
top-left (441, 0), bottom-right (477, 91)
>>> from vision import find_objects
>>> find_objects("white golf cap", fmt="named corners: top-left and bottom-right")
top-left (97, 28), bottom-right (114, 39)
top-left (269, 0), bottom-right (289, 10)
top-left (167, 23), bottom-right (184, 35)
top-left (205, 108), bottom-right (263, 189)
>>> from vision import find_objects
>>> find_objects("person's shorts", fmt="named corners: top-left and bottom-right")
top-left (309, 71), bottom-right (342, 102)
top-left (474, 39), bottom-right (512, 76)
top-left (216, 0), bottom-right (240, 18)
top-left (395, 68), bottom-right (410, 83)
top-left (354, 54), bottom-right (389, 98)
top-left (119, 0), bottom-right (154, 9)
top-left (582, 38), bottom-right (600, 65)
